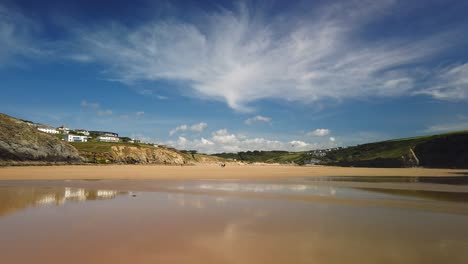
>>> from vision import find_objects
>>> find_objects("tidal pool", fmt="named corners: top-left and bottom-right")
top-left (1, 178), bottom-right (468, 263)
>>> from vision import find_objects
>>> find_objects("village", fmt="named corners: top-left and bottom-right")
top-left (36, 124), bottom-right (142, 144)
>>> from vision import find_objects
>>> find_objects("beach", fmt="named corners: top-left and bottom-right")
top-left (0, 164), bottom-right (467, 180)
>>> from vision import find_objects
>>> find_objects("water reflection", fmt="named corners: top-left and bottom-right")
top-left (0, 186), bottom-right (125, 216)
top-left (0, 183), bottom-right (468, 263)
top-left (175, 182), bottom-right (339, 197)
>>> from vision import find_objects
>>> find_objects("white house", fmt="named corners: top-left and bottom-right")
top-left (37, 127), bottom-right (59, 134)
top-left (97, 135), bottom-right (119, 142)
top-left (57, 126), bottom-right (70, 134)
top-left (75, 129), bottom-right (90, 136)
top-left (63, 134), bottom-right (88, 142)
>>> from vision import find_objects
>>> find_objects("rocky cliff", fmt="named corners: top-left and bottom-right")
top-left (0, 113), bottom-right (82, 164)
top-left (73, 142), bottom-right (222, 165)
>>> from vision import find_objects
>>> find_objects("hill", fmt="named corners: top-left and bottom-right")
top-left (0, 113), bottom-right (82, 164)
top-left (212, 150), bottom-right (314, 164)
top-left (71, 141), bottom-right (222, 165)
top-left (322, 131), bottom-right (468, 168)
top-left (212, 131), bottom-right (468, 168)
top-left (0, 113), bottom-right (222, 166)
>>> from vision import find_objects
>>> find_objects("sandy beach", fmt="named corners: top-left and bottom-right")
top-left (0, 164), bottom-right (467, 180)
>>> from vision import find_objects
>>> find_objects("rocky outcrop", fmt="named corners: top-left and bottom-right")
top-left (109, 145), bottom-right (190, 165)
top-left (414, 134), bottom-right (468, 168)
top-left (0, 113), bottom-right (82, 164)
top-left (78, 145), bottom-right (207, 165)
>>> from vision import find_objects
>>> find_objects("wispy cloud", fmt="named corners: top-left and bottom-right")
top-left (97, 109), bottom-right (113, 116)
top-left (307, 129), bottom-right (331, 137)
top-left (0, 4), bottom-right (45, 66)
top-left (136, 111), bottom-right (145, 116)
top-left (415, 63), bottom-right (468, 100)
top-left (169, 122), bottom-right (208, 136)
top-left (80, 100), bottom-right (100, 109)
top-left (245, 115), bottom-right (272, 125)
top-left (69, 1), bottom-right (467, 111)
top-left (424, 122), bottom-right (468, 133)
top-left (1, 1), bottom-right (467, 113)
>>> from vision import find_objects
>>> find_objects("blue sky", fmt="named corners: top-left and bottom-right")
top-left (1, 0), bottom-right (468, 153)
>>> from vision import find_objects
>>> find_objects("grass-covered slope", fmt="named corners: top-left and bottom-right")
top-left (212, 131), bottom-right (468, 168)
top-left (322, 131), bottom-right (468, 168)
top-left (212, 150), bottom-right (313, 164)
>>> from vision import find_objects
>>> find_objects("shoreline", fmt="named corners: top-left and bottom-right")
top-left (0, 164), bottom-right (467, 180)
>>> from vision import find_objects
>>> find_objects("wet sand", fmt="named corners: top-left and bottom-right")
top-left (1, 178), bottom-right (468, 264)
top-left (0, 164), bottom-right (467, 180)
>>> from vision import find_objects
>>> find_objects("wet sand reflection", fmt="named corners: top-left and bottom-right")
top-left (0, 180), bottom-right (468, 263)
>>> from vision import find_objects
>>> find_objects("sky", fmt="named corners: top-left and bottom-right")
top-left (1, 0), bottom-right (468, 153)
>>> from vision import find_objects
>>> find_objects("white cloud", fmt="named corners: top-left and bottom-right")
top-left (307, 129), bottom-right (330, 137)
top-left (424, 122), bottom-right (468, 133)
top-left (81, 100), bottom-right (100, 109)
top-left (166, 128), bottom-right (330, 153)
top-left (169, 122), bottom-right (208, 136)
top-left (70, 1), bottom-right (466, 111)
top-left (0, 4), bottom-right (44, 65)
top-left (136, 111), bottom-right (145, 116)
top-left (97, 109), bottom-right (112, 116)
top-left (415, 63), bottom-right (468, 100)
top-left (245, 115), bottom-right (272, 125)
top-left (67, 54), bottom-right (94, 63)
top-left (329, 137), bottom-right (336, 142)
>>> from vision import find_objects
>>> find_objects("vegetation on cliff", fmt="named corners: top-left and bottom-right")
top-left (0, 113), bottom-right (82, 164)
top-left (70, 141), bottom-right (222, 165)
top-left (321, 131), bottom-right (468, 168)
top-left (212, 131), bottom-right (468, 168)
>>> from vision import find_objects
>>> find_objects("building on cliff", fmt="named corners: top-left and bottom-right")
top-left (97, 135), bottom-right (120, 142)
top-left (57, 125), bottom-right (70, 134)
top-left (63, 134), bottom-right (88, 142)
top-left (89, 131), bottom-right (119, 137)
top-left (37, 126), bottom-right (59, 134)
top-left (75, 129), bottom-right (90, 136)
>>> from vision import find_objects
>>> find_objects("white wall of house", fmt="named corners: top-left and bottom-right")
top-left (63, 134), bottom-right (88, 142)
top-left (37, 127), bottom-right (59, 134)
top-left (76, 130), bottom-right (90, 136)
top-left (97, 136), bottom-right (119, 142)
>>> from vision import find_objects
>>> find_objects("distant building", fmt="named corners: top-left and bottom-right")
top-left (37, 127), bottom-right (59, 134)
top-left (75, 129), bottom-right (90, 136)
top-left (57, 125), bottom-right (70, 134)
top-left (97, 135), bottom-right (119, 142)
top-left (63, 134), bottom-right (88, 142)
top-left (90, 131), bottom-right (119, 137)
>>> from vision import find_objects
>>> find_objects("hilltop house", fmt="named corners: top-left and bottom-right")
top-left (90, 131), bottom-right (119, 137)
top-left (63, 134), bottom-right (88, 142)
top-left (75, 129), bottom-right (90, 136)
top-left (37, 127), bottom-right (59, 134)
top-left (57, 125), bottom-right (70, 134)
top-left (97, 135), bottom-right (119, 142)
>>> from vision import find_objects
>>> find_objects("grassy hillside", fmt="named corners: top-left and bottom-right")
top-left (322, 131), bottom-right (468, 168)
top-left (212, 150), bottom-right (315, 164)
top-left (212, 131), bottom-right (468, 168)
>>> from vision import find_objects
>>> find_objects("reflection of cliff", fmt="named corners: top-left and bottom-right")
top-left (0, 187), bottom-right (124, 217)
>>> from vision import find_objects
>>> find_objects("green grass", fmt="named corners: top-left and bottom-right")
top-left (323, 130), bottom-right (468, 163)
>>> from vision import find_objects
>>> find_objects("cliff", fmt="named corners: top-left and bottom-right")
top-left (322, 131), bottom-right (468, 168)
top-left (0, 113), bottom-right (82, 164)
top-left (71, 142), bottom-right (222, 165)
